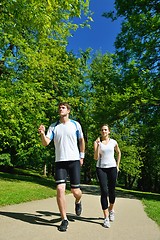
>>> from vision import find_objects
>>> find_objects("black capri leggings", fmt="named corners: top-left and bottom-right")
top-left (96, 167), bottom-right (117, 210)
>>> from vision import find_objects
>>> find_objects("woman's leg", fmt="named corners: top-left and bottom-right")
top-left (96, 167), bottom-right (109, 218)
top-left (107, 167), bottom-right (117, 208)
top-left (107, 167), bottom-right (117, 221)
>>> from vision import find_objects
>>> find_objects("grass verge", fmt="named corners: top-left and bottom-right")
top-left (0, 171), bottom-right (57, 206)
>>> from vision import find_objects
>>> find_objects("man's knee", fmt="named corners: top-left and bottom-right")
top-left (57, 183), bottom-right (66, 195)
top-left (71, 188), bottom-right (82, 197)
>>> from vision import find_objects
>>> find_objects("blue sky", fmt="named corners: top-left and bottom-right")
top-left (67, 0), bottom-right (122, 55)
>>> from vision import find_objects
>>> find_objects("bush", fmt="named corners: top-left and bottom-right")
top-left (0, 153), bottom-right (13, 168)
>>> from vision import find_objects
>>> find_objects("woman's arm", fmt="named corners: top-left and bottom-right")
top-left (94, 137), bottom-right (100, 160)
top-left (114, 143), bottom-right (121, 171)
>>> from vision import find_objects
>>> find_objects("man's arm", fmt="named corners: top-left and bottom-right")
top-left (38, 124), bottom-right (51, 146)
top-left (79, 137), bottom-right (85, 166)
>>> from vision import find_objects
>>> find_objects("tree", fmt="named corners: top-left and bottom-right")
top-left (87, 52), bottom-right (144, 187)
top-left (0, 0), bottom-right (91, 173)
top-left (102, 0), bottom-right (160, 192)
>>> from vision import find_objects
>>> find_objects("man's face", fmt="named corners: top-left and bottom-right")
top-left (58, 105), bottom-right (70, 117)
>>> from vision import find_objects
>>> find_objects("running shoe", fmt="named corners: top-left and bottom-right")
top-left (75, 202), bottom-right (82, 216)
top-left (109, 210), bottom-right (115, 222)
top-left (103, 218), bottom-right (110, 228)
top-left (58, 219), bottom-right (68, 232)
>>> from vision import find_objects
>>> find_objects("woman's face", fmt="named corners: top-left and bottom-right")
top-left (101, 125), bottom-right (110, 137)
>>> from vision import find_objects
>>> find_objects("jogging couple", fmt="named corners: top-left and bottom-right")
top-left (38, 102), bottom-right (121, 231)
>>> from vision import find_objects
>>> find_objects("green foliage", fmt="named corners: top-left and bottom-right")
top-left (88, 46), bottom-right (159, 189)
top-left (0, 0), bottom-right (90, 171)
top-left (0, 0), bottom-right (160, 194)
top-left (102, 0), bottom-right (160, 192)
top-left (0, 154), bottom-right (12, 166)
top-left (89, 52), bottom-right (120, 124)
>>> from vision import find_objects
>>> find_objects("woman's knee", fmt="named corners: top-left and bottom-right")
top-left (101, 187), bottom-right (108, 197)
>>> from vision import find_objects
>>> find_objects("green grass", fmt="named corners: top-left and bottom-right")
top-left (0, 171), bottom-right (57, 206)
top-left (116, 187), bottom-right (160, 226)
top-left (142, 199), bottom-right (160, 226)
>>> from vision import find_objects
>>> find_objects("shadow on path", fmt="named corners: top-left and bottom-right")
top-left (0, 210), bottom-right (103, 230)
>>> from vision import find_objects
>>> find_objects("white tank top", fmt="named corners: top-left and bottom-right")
top-left (96, 139), bottom-right (117, 168)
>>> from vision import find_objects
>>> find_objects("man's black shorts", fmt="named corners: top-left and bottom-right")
top-left (55, 160), bottom-right (81, 188)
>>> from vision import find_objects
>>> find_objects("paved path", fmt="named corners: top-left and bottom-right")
top-left (0, 185), bottom-right (160, 240)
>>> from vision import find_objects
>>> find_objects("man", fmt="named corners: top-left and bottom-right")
top-left (38, 102), bottom-right (85, 231)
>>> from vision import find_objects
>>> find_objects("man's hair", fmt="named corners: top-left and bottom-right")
top-left (58, 102), bottom-right (71, 111)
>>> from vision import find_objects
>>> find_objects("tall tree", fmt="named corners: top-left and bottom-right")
top-left (103, 0), bottom-right (160, 192)
top-left (0, 0), bottom-right (91, 172)
top-left (88, 52), bottom-right (143, 188)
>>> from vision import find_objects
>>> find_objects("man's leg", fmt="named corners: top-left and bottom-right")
top-left (71, 187), bottom-right (82, 202)
top-left (56, 183), bottom-right (67, 220)
top-left (71, 188), bottom-right (82, 216)
top-left (56, 183), bottom-right (69, 231)
top-left (69, 160), bottom-right (82, 216)
top-left (55, 162), bottom-right (69, 231)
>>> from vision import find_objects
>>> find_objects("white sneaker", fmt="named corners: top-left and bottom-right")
top-left (103, 218), bottom-right (110, 228)
top-left (109, 210), bottom-right (115, 222)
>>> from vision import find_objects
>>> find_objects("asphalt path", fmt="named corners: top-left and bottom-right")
top-left (0, 185), bottom-right (160, 240)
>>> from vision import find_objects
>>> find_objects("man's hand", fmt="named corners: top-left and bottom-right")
top-left (38, 124), bottom-right (45, 135)
top-left (80, 158), bottom-right (84, 166)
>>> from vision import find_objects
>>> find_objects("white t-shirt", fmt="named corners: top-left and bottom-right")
top-left (96, 139), bottom-right (117, 168)
top-left (46, 119), bottom-right (84, 162)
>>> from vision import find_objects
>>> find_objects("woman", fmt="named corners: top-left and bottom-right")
top-left (94, 124), bottom-right (121, 228)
